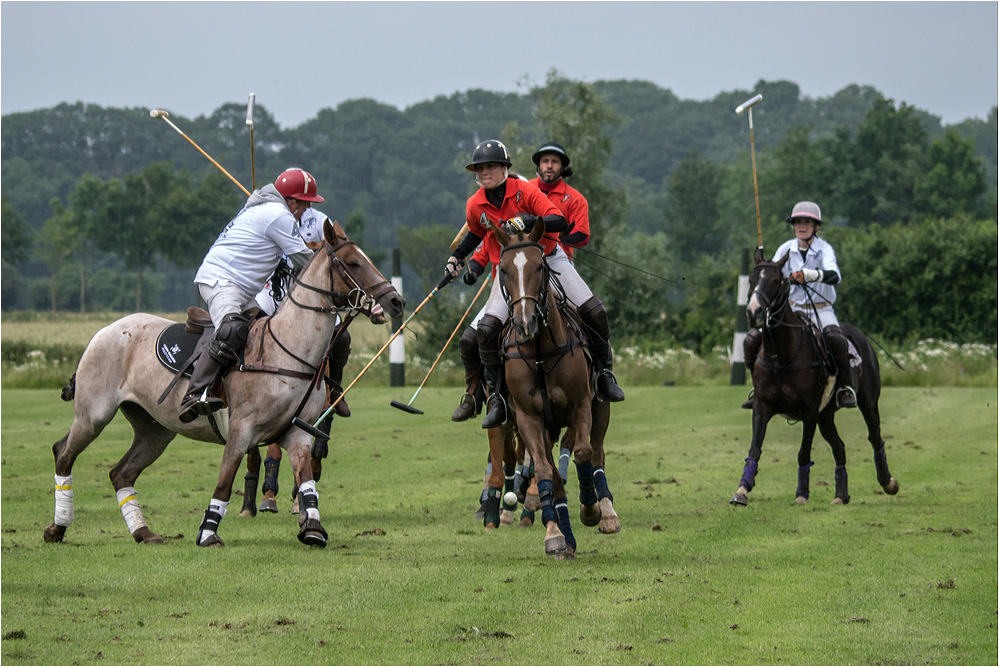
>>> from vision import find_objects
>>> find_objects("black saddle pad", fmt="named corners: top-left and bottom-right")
top-left (155, 322), bottom-right (205, 377)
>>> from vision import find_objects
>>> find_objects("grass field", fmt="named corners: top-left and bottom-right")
top-left (1, 385), bottom-right (996, 665)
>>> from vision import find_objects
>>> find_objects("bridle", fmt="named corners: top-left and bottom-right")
top-left (750, 262), bottom-right (792, 331)
top-left (498, 240), bottom-right (551, 328)
top-left (286, 237), bottom-right (394, 317)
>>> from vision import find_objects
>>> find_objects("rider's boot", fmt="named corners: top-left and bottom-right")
top-left (826, 325), bottom-right (858, 409)
top-left (480, 362), bottom-right (508, 429)
top-left (741, 328), bottom-right (763, 409)
top-left (452, 326), bottom-right (484, 422)
top-left (579, 297), bottom-right (624, 402)
top-left (327, 330), bottom-right (351, 418)
top-left (179, 313), bottom-right (249, 423)
top-left (475, 315), bottom-right (508, 429)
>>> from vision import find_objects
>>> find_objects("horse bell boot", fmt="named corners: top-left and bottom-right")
top-left (480, 363), bottom-right (508, 429)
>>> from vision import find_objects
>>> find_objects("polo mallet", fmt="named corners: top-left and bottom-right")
top-left (245, 94), bottom-right (256, 191)
top-left (391, 272), bottom-right (493, 414)
top-left (735, 93), bottom-right (763, 249)
top-left (149, 109), bottom-right (250, 197)
top-left (312, 274), bottom-right (455, 427)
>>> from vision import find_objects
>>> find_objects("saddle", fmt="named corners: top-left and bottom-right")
top-left (155, 306), bottom-right (264, 407)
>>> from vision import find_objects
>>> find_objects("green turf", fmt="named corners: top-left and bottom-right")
top-left (2, 386), bottom-right (996, 664)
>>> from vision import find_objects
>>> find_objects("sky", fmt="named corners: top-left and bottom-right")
top-left (1, 1), bottom-right (997, 129)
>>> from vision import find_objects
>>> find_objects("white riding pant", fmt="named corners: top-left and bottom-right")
top-left (198, 281), bottom-right (258, 329)
top-left (481, 245), bottom-right (593, 322)
top-left (791, 302), bottom-right (840, 330)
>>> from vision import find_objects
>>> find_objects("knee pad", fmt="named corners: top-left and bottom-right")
top-left (476, 315), bottom-right (505, 366)
top-left (459, 327), bottom-right (480, 366)
top-left (578, 296), bottom-right (607, 328)
top-left (209, 313), bottom-right (250, 365)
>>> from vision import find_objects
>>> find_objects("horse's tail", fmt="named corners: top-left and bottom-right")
top-left (60, 373), bottom-right (77, 402)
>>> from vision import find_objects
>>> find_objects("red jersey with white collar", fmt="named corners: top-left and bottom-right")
top-left (529, 177), bottom-right (590, 259)
top-left (465, 177), bottom-right (562, 254)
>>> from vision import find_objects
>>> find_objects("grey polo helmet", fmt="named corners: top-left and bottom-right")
top-left (785, 201), bottom-right (822, 225)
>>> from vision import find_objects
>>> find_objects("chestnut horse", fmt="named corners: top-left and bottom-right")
top-left (493, 220), bottom-right (609, 559)
top-left (45, 220), bottom-right (405, 547)
top-left (730, 248), bottom-right (900, 506)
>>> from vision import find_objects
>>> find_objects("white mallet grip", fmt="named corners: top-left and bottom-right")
top-left (245, 93), bottom-right (255, 126)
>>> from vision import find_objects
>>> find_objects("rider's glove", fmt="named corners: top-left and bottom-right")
top-left (463, 259), bottom-right (485, 285)
top-left (443, 256), bottom-right (461, 281)
top-left (503, 213), bottom-right (537, 234)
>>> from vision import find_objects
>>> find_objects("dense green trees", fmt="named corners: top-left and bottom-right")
top-left (2, 78), bottom-right (995, 346)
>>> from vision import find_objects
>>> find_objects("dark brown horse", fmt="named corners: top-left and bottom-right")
top-left (45, 220), bottom-right (405, 547)
top-left (730, 249), bottom-right (900, 506)
top-left (492, 220), bottom-right (610, 558)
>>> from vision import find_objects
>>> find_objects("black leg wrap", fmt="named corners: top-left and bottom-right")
top-left (312, 415), bottom-right (332, 459)
top-left (262, 457), bottom-right (280, 495)
top-left (874, 445), bottom-right (891, 487)
top-left (240, 473), bottom-right (258, 515)
top-left (483, 487), bottom-right (501, 527)
top-left (834, 465), bottom-right (850, 504)
top-left (196, 510), bottom-right (224, 546)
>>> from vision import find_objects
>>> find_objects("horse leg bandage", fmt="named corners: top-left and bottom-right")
top-left (575, 461), bottom-right (597, 506)
top-left (739, 458), bottom-right (759, 492)
top-left (558, 448), bottom-right (571, 483)
top-left (116, 486), bottom-right (147, 535)
top-left (593, 466), bottom-right (613, 502)
top-left (196, 498), bottom-right (228, 545)
top-left (262, 457), bottom-right (280, 495)
top-left (834, 466), bottom-right (850, 504)
top-left (873, 446), bottom-right (891, 487)
top-left (484, 487), bottom-right (501, 525)
top-left (796, 462), bottom-right (814, 499)
top-left (538, 479), bottom-right (557, 526)
top-left (554, 497), bottom-right (577, 552)
top-left (54, 474), bottom-right (74, 527)
top-left (298, 480), bottom-right (320, 522)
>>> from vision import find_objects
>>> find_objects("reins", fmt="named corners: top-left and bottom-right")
top-left (751, 264), bottom-right (825, 375)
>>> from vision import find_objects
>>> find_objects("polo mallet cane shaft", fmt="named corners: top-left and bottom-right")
top-left (313, 275), bottom-right (454, 427)
top-left (149, 109), bottom-right (250, 197)
top-left (245, 93), bottom-right (256, 191)
top-left (736, 94), bottom-right (763, 249)
top-left (391, 272), bottom-right (493, 414)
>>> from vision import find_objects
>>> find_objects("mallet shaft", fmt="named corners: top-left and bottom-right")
top-left (150, 109), bottom-right (250, 196)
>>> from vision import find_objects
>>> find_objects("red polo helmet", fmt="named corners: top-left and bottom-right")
top-left (275, 169), bottom-right (324, 202)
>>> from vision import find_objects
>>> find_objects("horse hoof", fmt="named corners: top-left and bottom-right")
top-left (598, 517), bottom-right (621, 534)
top-left (499, 509), bottom-right (514, 526)
top-left (554, 547), bottom-right (576, 561)
top-left (197, 533), bottom-right (224, 548)
top-left (258, 498), bottom-right (278, 513)
top-left (132, 527), bottom-right (164, 545)
top-left (298, 519), bottom-right (328, 548)
top-left (483, 523), bottom-right (497, 530)
top-left (883, 478), bottom-right (899, 495)
top-left (43, 523), bottom-right (66, 543)
top-left (238, 509), bottom-right (255, 518)
top-left (523, 495), bottom-right (541, 512)
top-left (729, 493), bottom-right (748, 506)
top-left (831, 496), bottom-right (850, 505)
top-left (544, 535), bottom-right (567, 555)
top-left (580, 503), bottom-right (601, 527)
top-left (518, 517), bottom-right (534, 528)
top-left (795, 496), bottom-right (808, 505)
top-left (290, 500), bottom-right (300, 515)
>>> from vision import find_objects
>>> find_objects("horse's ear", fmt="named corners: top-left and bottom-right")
top-left (529, 216), bottom-right (546, 243)
top-left (753, 247), bottom-right (765, 265)
top-left (323, 219), bottom-right (334, 245)
top-left (331, 219), bottom-right (347, 240)
top-left (777, 251), bottom-right (790, 269)
top-left (493, 221), bottom-right (510, 246)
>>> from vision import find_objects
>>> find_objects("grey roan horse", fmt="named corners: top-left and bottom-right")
top-left (45, 220), bottom-right (405, 547)
top-left (731, 248), bottom-right (900, 506)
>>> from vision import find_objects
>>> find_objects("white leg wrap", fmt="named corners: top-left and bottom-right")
top-left (298, 480), bottom-right (320, 521)
top-left (54, 474), bottom-right (74, 527)
top-left (116, 487), bottom-right (147, 535)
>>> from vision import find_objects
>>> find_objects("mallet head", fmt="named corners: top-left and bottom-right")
top-left (390, 400), bottom-right (423, 415)
top-left (149, 109), bottom-right (169, 119)
top-left (735, 94), bottom-right (763, 114)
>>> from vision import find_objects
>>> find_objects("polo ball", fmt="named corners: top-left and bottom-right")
top-left (503, 491), bottom-right (518, 506)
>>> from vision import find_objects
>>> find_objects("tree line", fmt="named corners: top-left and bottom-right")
top-left (2, 73), bottom-right (996, 350)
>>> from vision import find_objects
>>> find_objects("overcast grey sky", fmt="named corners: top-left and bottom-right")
top-left (1, 1), bottom-right (996, 128)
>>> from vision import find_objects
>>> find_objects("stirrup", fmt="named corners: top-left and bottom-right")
top-left (741, 388), bottom-right (755, 410)
top-left (836, 386), bottom-right (858, 409)
top-left (179, 390), bottom-right (223, 423)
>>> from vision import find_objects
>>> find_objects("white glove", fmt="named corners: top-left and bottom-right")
top-left (443, 256), bottom-right (461, 280)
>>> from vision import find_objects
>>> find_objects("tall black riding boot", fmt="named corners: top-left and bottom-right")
top-left (480, 363), bottom-right (508, 429)
top-left (178, 354), bottom-right (226, 423)
top-left (452, 326), bottom-right (484, 422)
top-left (579, 297), bottom-right (624, 402)
top-left (328, 330), bottom-right (351, 417)
top-left (825, 325), bottom-right (857, 409)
